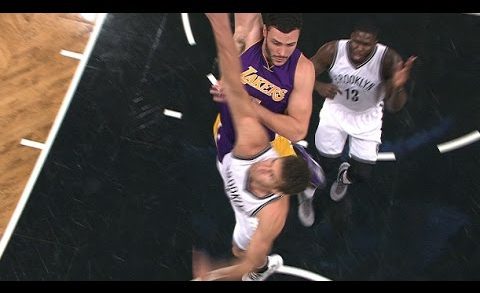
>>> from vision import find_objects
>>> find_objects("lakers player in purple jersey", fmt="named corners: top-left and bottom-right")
top-left (194, 13), bottom-right (310, 281)
top-left (210, 13), bottom-right (324, 227)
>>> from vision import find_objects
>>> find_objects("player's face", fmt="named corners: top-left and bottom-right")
top-left (263, 26), bottom-right (299, 66)
top-left (349, 31), bottom-right (377, 64)
top-left (250, 158), bottom-right (283, 190)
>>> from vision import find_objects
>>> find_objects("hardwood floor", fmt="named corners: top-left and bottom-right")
top-left (0, 14), bottom-right (95, 238)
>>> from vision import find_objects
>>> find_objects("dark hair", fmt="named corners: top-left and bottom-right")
top-left (353, 17), bottom-right (379, 38)
top-left (277, 155), bottom-right (310, 195)
top-left (262, 13), bottom-right (303, 33)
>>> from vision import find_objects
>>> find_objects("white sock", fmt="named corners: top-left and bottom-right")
top-left (256, 257), bottom-right (269, 273)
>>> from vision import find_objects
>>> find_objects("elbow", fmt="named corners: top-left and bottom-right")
top-left (290, 128), bottom-right (307, 143)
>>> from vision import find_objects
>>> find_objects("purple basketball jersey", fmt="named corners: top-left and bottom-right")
top-left (216, 41), bottom-right (301, 162)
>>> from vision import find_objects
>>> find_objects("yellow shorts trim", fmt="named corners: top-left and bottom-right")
top-left (271, 135), bottom-right (296, 157)
top-left (213, 114), bottom-right (221, 147)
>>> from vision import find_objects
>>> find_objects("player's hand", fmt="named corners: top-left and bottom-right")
top-left (192, 249), bottom-right (213, 281)
top-left (316, 83), bottom-right (342, 99)
top-left (192, 250), bottom-right (231, 281)
top-left (210, 82), bottom-right (226, 103)
top-left (392, 55), bottom-right (417, 89)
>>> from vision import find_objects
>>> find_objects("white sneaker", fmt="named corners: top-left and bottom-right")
top-left (330, 162), bottom-right (351, 202)
top-left (242, 254), bottom-right (283, 281)
top-left (297, 190), bottom-right (315, 227)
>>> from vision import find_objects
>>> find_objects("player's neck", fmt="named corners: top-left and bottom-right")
top-left (248, 177), bottom-right (273, 198)
top-left (261, 43), bottom-right (274, 72)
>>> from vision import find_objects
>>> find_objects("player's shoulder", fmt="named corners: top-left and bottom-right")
top-left (317, 40), bottom-right (339, 60)
top-left (297, 53), bottom-right (315, 74)
top-left (382, 45), bottom-right (402, 64)
top-left (324, 40), bottom-right (340, 51)
top-left (258, 194), bottom-right (289, 217)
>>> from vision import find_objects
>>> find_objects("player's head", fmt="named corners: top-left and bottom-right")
top-left (349, 17), bottom-right (379, 64)
top-left (249, 155), bottom-right (310, 195)
top-left (262, 13), bottom-right (303, 67)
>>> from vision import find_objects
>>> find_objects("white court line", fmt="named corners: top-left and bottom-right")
top-left (0, 13), bottom-right (108, 260)
top-left (276, 265), bottom-right (331, 281)
top-left (60, 49), bottom-right (83, 60)
top-left (20, 139), bottom-right (45, 150)
top-left (191, 264), bottom-right (331, 281)
top-left (437, 130), bottom-right (480, 153)
top-left (206, 73), bottom-right (218, 85)
top-left (377, 152), bottom-right (396, 161)
top-left (163, 108), bottom-right (183, 119)
top-left (181, 13), bottom-right (196, 45)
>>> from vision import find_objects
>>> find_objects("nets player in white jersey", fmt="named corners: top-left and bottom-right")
top-left (310, 19), bottom-right (416, 202)
top-left (194, 13), bottom-right (310, 281)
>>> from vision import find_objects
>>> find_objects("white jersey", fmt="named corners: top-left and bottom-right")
top-left (217, 147), bottom-right (284, 250)
top-left (327, 39), bottom-right (388, 112)
top-left (220, 147), bottom-right (283, 218)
